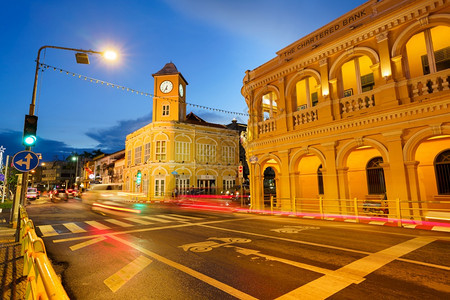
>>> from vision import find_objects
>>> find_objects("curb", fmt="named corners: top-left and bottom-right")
top-left (236, 210), bottom-right (450, 233)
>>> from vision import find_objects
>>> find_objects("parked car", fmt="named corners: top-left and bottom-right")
top-left (26, 187), bottom-right (39, 201)
top-left (50, 189), bottom-right (68, 202)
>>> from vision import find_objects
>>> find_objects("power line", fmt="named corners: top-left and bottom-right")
top-left (39, 63), bottom-right (249, 117)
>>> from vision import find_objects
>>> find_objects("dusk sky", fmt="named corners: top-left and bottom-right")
top-left (0, 0), bottom-right (364, 162)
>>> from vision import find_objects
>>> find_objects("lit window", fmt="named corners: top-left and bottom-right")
top-left (155, 179), bottom-right (165, 196)
top-left (156, 141), bottom-right (166, 161)
top-left (295, 76), bottom-right (319, 110)
top-left (406, 26), bottom-right (450, 78)
top-left (435, 149), bottom-right (450, 195)
top-left (262, 92), bottom-right (278, 120)
top-left (341, 55), bottom-right (374, 97)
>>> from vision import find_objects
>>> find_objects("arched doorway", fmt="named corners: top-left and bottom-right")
top-left (263, 167), bottom-right (276, 207)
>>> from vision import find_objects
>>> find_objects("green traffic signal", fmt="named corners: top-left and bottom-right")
top-left (22, 115), bottom-right (38, 147)
top-left (23, 135), bottom-right (37, 146)
top-left (136, 170), bottom-right (142, 185)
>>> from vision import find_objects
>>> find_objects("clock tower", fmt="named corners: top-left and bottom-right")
top-left (152, 62), bottom-right (188, 122)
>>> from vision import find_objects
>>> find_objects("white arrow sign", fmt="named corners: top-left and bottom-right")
top-left (15, 153), bottom-right (34, 170)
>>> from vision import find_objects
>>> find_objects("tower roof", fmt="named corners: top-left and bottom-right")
top-left (152, 62), bottom-right (188, 84)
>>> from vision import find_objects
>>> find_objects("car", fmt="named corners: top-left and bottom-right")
top-left (82, 184), bottom-right (143, 214)
top-left (50, 189), bottom-right (68, 202)
top-left (26, 187), bottom-right (39, 201)
top-left (66, 189), bottom-right (79, 198)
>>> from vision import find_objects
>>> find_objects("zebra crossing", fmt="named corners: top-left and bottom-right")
top-left (36, 214), bottom-right (207, 237)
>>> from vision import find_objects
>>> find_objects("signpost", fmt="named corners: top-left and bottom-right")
top-left (12, 150), bottom-right (40, 172)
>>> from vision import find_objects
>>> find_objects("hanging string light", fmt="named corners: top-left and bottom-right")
top-left (39, 62), bottom-right (249, 117)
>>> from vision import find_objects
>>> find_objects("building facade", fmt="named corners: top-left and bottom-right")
top-left (241, 0), bottom-right (450, 220)
top-left (124, 63), bottom-right (240, 199)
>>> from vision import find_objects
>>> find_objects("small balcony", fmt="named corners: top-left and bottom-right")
top-left (340, 90), bottom-right (375, 115)
top-left (408, 69), bottom-right (450, 100)
top-left (293, 106), bottom-right (318, 126)
top-left (258, 118), bottom-right (276, 135)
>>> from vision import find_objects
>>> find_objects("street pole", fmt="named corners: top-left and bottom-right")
top-left (1, 155), bottom-right (8, 203)
top-left (16, 45), bottom-right (113, 227)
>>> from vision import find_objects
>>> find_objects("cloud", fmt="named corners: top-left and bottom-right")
top-left (0, 129), bottom-right (94, 161)
top-left (85, 112), bottom-right (152, 152)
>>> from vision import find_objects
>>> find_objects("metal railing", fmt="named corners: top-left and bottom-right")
top-left (260, 196), bottom-right (450, 227)
top-left (19, 205), bottom-right (70, 300)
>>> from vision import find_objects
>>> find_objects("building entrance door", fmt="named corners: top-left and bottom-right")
top-left (197, 179), bottom-right (216, 195)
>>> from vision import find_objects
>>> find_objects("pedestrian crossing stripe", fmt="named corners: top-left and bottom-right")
top-left (85, 221), bottom-right (111, 230)
top-left (63, 222), bottom-right (87, 233)
top-left (155, 215), bottom-right (192, 221)
top-left (37, 214), bottom-right (207, 237)
top-left (124, 217), bottom-right (153, 225)
top-left (105, 219), bottom-right (134, 227)
top-left (140, 216), bottom-right (172, 223)
top-left (168, 214), bottom-right (202, 220)
top-left (39, 225), bottom-right (59, 237)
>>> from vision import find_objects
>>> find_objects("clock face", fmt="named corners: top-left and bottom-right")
top-left (160, 80), bottom-right (173, 93)
top-left (179, 84), bottom-right (184, 97)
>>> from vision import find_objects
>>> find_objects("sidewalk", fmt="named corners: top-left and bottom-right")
top-left (0, 208), bottom-right (27, 300)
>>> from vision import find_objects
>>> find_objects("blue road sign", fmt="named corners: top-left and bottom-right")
top-left (0, 174), bottom-right (4, 181)
top-left (12, 150), bottom-right (40, 172)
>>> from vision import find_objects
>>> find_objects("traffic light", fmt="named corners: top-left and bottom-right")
top-left (136, 170), bottom-right (142, 185)
top-left (23, 115), bottom-right (38, 147)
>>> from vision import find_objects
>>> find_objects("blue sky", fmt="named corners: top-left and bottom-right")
top-left (0, 0), bottom-right (364, 162)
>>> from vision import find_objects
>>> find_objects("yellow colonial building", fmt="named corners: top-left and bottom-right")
top-left (241, 0), bottom-right (450, 221)
top-left (124, 63), bottom-right (240, 199)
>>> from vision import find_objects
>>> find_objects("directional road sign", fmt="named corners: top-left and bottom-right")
top-left (12, 150), bottom-right (40, 172)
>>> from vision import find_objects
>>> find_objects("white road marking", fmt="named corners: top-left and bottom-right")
top-left (368, 221), bottom-right (386, 225)
top-left (155, 214), bottom-right (191, 221)
top-left (108, 235), bottom-right (257, 299)
top-left (63, 222), bottom-right (87, 233)
top-left (38, 225), bottom-right (59, 237)
top-left (124, 217), bottom-right (153, 225)
top-left (276, 237), bottom-right (436, 299)
top-left (168, 214), bottom-right (203, 220)
top-left (432, 226), bottom-right (450, 232)
top-left (85, 220), bottom-right (111, 230)
top-left (104, 255), bottom-right (152, 292)
top-left (70, 237), bottom-right (106, 251)
top-left (140, 216), bottom-right (172, 223)
top-left (105, 219), bottom-right (133, 227)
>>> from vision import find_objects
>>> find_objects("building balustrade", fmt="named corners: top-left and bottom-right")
top-left (258, 118), bottom-right (276, 135)
top-left (293, 107), bottom-right (319, 126)
top-left (409, 69), bottom-right (450, 100)
top-left (340, 90), bottom-right (375, 115)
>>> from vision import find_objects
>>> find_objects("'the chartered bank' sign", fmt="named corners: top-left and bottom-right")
top-left (278, 8), bottom-right (368, 59)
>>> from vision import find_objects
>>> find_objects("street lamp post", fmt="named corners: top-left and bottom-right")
top-left (13, 45), bottom-right (117, 230)
top-left (72, 156), bottom-right (79, 188)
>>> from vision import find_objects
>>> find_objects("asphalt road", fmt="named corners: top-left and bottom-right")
top-left (26, 197), bottom-right (450, 300)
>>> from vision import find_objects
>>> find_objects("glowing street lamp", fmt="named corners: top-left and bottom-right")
top-left (18, 45), bottom-right (118, 211)
top-left (72, 156), bottom-right (79, 188)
